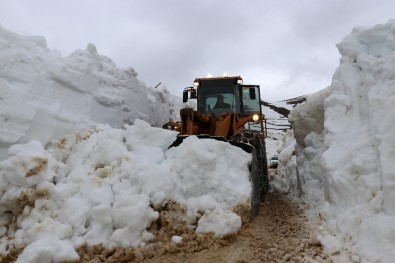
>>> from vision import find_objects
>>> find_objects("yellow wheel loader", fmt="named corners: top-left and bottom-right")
top-left (163, 76), bottom-right (268, 218)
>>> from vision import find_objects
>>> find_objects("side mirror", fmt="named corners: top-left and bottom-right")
top-left (183, 91), bottom-right (188, 103)
top-left (183, 87), bottom-right (197, 103)
top-left (249, 87), bottom-right (256, 100)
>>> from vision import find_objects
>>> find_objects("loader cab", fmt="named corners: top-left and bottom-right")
top-left (184, 76), bottom-right (262, 118)
top-left (181, 76), bottom-right (266, 137)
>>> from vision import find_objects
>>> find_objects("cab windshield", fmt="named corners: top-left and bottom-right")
top-left (204, 93), bottom-right (235, 115)
top-left (197, 84), bottom-right (237, 115)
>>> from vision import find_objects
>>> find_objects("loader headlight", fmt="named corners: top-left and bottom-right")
top-left (252, 114), bottom-right (259, 122)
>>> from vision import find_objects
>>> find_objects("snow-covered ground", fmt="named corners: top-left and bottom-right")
top-left (1, 18), bottom-right (395, 262)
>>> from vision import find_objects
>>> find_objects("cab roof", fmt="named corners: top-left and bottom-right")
top-left (193, 76), bottom-right (243, 85)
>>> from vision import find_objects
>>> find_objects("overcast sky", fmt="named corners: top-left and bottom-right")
top-left (0, 0), bottom-right (394, 101)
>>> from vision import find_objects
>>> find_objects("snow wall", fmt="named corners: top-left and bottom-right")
top-left (288, 20), bottom-right (395, 262)
top-left (0, 24), bottom-right (185, 160)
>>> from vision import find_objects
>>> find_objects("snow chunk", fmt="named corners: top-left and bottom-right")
top-left (0, 140), bottom-right (53, 187)
top-left (16, 237), bottom-right (79, 263)
top-left (320, 234), bottom-right (343, 255)
top-left (171, 235), bottom-right (183, 244)
top-left (196, 210), bottom-right (242, 237)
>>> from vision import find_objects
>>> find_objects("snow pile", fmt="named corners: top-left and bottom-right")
top-left (270, 130), bottom-right (297, 194)
top-left (288, 19), bottom-right (395, 262)
top-left (0, 24), bottom-right (185, 160)
top-left (0, 119), bottom-right (252, 262)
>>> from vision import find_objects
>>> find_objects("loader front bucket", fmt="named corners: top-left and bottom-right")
top-left (168, 135), bottom-right (261, 220)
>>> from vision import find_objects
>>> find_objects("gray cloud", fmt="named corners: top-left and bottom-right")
top-left (0, 0), bottom-right (394, 101)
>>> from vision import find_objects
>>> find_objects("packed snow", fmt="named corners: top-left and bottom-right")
top-left (1, 18), bottom-right (395, 262)
top-left (284, 19), bottom-right (395, 262)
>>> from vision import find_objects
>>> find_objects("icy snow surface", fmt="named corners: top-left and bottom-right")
top-left (287, 19), bottom-right (395, 262)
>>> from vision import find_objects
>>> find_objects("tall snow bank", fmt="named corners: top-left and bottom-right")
top-left (288, 19), bottom-right (395, 262)
top-left (0, 120), bottom-right (251, 262)
top-left (0, 25), bottom-right (184, 160)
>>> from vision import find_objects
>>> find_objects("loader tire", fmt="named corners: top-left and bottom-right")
top-left (230, 131), bottom-right (269, 202)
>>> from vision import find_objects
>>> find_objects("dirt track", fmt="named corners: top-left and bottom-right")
top-left (145, 192), bottom-right (329, 263)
